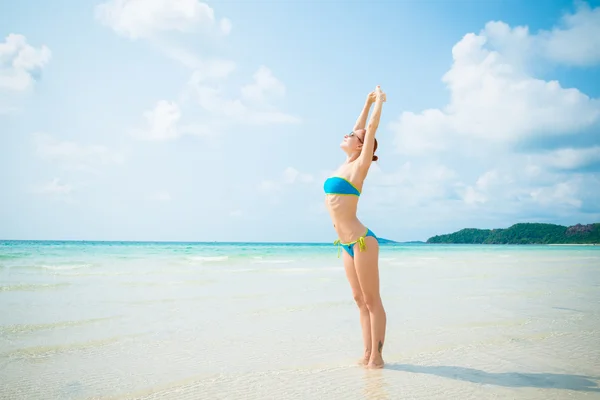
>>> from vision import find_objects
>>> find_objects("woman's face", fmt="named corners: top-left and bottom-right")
top-left (340, 129), bottom-right (364, 153)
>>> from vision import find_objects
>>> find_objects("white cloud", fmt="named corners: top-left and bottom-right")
top-left (480, 3), bottom-right (600, 68)
top-left (377, 3), bottom-right (600, 231)
top-left (364, 162), bottom-right (461, 209)
top-left (532, 146), bottom-right (600, 170)
top-left (0, 34), bottom-right (51, 92)
top-left (131, 65), bottom-right (300, 141)
top-left (95, 0), bottom-right (233, 72)
top-left (391, 4), bottom-right (600, 157)
top-left (187, 65), bottom-right (300, 127)
top-left (131, 99), bottom-right (223, 141)
top-left (529, 180), bottom-right (583, 208)
top-left (97, 0), bottom-right (298, 135)
top-left (241, 66), bottom-right (286, 104)
top-left (364, 156), bottom-right (594, 229)
top-left (94, 0), bottom-right (230, 39)
top-left (32, 133), bottom-right (123, 171)
top-left (132, 100), bottom-right (182, 141)
top-left (538, 2), bottom-right (600, 66)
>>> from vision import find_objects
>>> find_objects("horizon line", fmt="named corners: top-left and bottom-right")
top-left (0, 238), bottom-right (424, 244)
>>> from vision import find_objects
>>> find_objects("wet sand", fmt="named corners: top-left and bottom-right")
top-left (1, 244), bottom-right (599, 399)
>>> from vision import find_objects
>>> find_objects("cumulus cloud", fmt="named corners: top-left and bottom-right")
top-left (391, 31), bottom-right (600, 156)
top-left (532, 146), bottom-right (600, 171)
top-left (391, 3), bottom-right (600, 158)
top-left (100, 0), bottom-right (299, 139)
top-left (362, 156), bottom-right (598, 236)
top-left (0, 34), bottom-right (51, 112)
top-left (538, 1), bottom-right (600, 66)
top-left (130, 66), bottom-right (299, 140)
top-left (94, 0), bottom-right (230, 39)
top-left (186, 65), bottom-right (301, 127)
top-left (241, 66), bottom-right (286, 104)
top-left (372, 4), bottom-right (600, 232)
top-left (131, 100), bottom-right (182, 141)
top-left (95, 0), bottom-right (233, 75)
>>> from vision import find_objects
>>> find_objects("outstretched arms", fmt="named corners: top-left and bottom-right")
top-left (353, 91), bottom-right (376, 131)
top-left (358, 86), bottom-right (385, 166)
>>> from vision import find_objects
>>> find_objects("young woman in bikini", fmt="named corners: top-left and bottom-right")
top-left (323, 85), bottom-right (387, 369)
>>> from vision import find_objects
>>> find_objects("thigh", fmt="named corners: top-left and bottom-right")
top-left (342, 250), bottom-right (363, 299)
top-left (353, 236), bottom-right (381, 299)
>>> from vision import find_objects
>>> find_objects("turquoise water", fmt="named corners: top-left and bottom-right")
top-left (1, 241), bottom-right (599, 399)
top-left (2, 240), bottom-right (596, 263)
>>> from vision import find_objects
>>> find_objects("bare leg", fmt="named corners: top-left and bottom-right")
top-left (354, 237), bottom-right (386, 369)
top-left (342, 250), bottom-right (371, 364)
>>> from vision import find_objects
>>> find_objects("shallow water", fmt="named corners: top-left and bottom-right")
top-left (1, 241), bottom-right (599, 399)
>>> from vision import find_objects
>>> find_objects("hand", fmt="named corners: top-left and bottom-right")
top-left (366, 91), bottom-right (376, 104)
top-left (375, 85), bottom-right (386, 102)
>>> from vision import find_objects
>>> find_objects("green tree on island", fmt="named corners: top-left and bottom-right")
top-left (427, 223), bottom-right (600, 244)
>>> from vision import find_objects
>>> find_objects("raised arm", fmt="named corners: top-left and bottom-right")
top-left (353, 91), bottom-right (376, 131)
top-left (358, 86), bottom-right (385, 167)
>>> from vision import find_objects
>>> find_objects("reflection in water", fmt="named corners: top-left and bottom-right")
top-left (362, 369), bottom-right (389, 400)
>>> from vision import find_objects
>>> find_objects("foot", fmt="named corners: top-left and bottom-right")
top-left (357, 351), bottom-right (371, 366)
top-left (366, 355), bottom-right (384, 369)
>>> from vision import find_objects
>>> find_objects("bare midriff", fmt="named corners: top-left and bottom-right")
top-left (325, 194), bottom-right (367, 243)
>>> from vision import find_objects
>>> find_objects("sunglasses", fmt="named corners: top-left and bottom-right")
top-left (348, 131), bottom-right (363, 143)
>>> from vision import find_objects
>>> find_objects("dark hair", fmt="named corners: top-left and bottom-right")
top-left (357, 131), bottom-right (379, 161)
top-left (372, 138), bottom-right (379, 161)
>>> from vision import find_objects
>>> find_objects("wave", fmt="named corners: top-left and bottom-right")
top-left (250, 259), bottom-right (294, 264)
top-left (1, 263), bottom-right (92, 272)
top-left (0, 253), bottom-right (25, 260)
top-left (0, 317), bottom-right (116, 336)
top-left (185, 256), bottom-right (229, 264)
top-left (40, 263), bottom-right (91, 271)
top-left (2, 335), bottom-right (136, 361)
top-left (0, 283), bottom-right (70, 292)
top-left (119, 279), bottom-right (215, 287)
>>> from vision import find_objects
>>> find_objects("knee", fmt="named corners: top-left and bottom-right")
top-left (353, 293), bottom-right (368, 310)
top-left (363, 295), bottom-right (382, 312)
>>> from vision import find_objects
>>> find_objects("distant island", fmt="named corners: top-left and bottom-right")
top-left (378, 237), bottom-right (399, 244)
top-left (426, 223), bottom-right (600, 245)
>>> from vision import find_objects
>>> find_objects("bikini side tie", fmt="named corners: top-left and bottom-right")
top-left (333, 235), bottom-right (367, 258)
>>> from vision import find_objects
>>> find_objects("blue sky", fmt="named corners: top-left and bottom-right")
top-left (1, 0), bottom-right (599, 242)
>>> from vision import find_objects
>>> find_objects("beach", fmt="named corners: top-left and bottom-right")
top-left (1, 241), bottom-right (599, 399)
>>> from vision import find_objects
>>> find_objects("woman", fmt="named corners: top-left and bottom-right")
top-left (323, 85), bottom-right (387, 369)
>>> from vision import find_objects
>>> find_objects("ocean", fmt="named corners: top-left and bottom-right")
top-left (1, 240), bottom-right (599, 399)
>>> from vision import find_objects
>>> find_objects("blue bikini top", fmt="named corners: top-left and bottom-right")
top-left (323, 176), bottom-right (361, 197)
